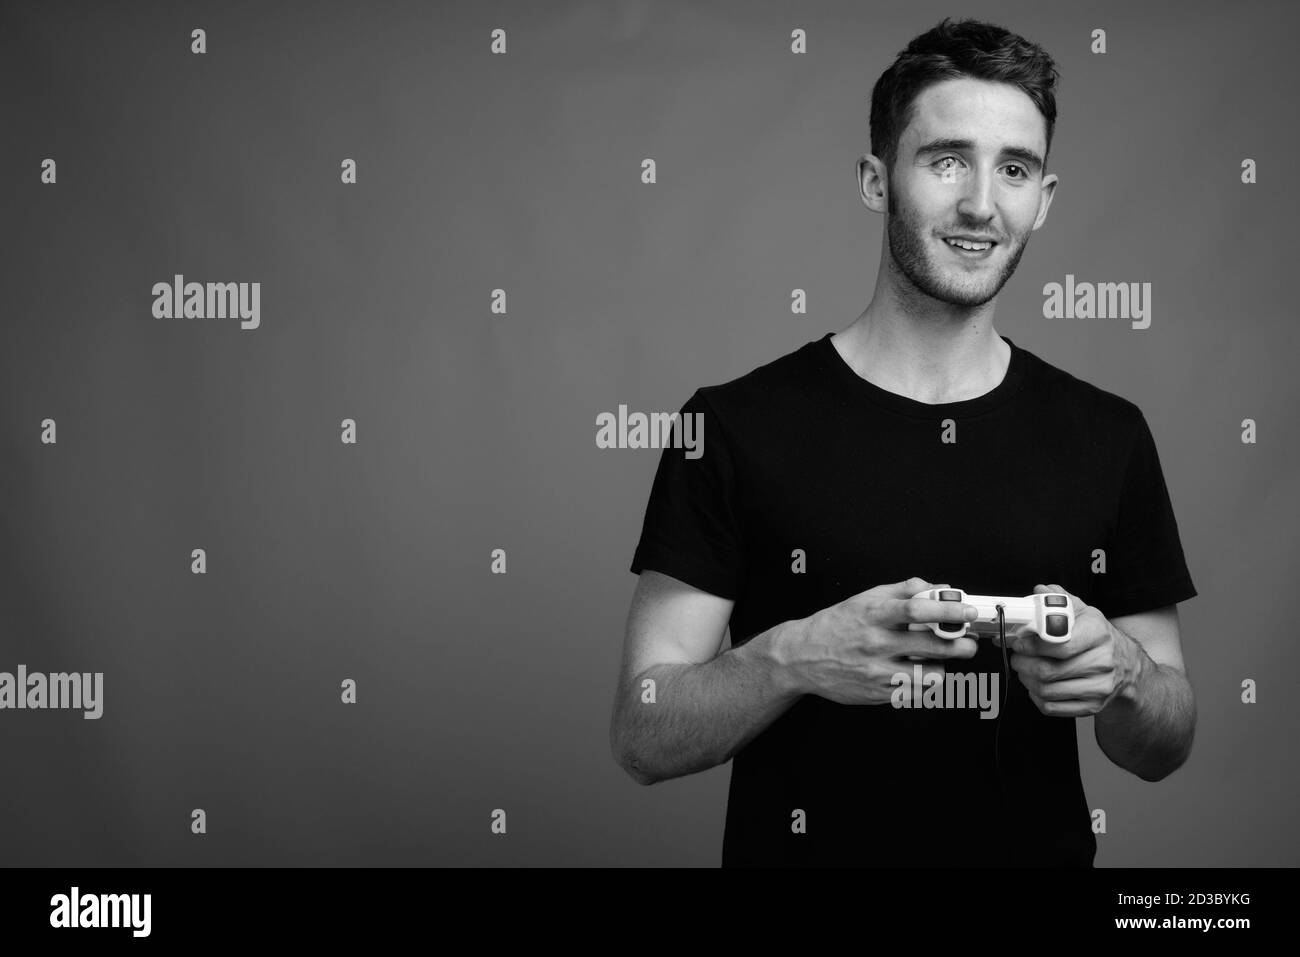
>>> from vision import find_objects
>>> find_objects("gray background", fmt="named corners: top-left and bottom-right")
top-left (2, 0), bottom-right (1297, 866)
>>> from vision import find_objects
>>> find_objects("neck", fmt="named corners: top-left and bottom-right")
top-left (832, 296), bottom-right (1010, 405)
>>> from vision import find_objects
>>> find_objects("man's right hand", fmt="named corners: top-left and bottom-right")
top-left (775, 576), bottom-right (979, 705)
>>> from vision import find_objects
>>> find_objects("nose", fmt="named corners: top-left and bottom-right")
top-left (956, 166), bottom-right (996, 223)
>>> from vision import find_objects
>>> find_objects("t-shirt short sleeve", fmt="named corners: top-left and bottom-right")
top-left (629, 389), bottom-right (746, 600)
top-left (1094, 411), bottom-right (1197, 619)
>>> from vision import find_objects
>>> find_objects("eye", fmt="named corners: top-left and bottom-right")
top-left (934, 156), bottom-right (962, 172)
top-left (1004, 164), bottom-right (1027, 179)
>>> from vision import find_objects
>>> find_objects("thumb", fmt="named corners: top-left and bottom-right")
top-left (1034, 582), bottom-right (1073, 600)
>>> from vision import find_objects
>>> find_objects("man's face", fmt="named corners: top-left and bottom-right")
top-left (880, 77), bottom-right (1056, 308)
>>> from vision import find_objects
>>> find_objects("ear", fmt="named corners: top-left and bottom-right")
top-left (857, 153), bottom-right (889, 214)
top-left (1031, 173), bottom-right (1058, 231)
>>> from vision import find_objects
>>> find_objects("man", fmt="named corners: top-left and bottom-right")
top-left (609, 17), bottom-right (1196, 867)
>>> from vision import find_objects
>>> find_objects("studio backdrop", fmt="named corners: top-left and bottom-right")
top-left (2, 0), bottom-right (1296, 866)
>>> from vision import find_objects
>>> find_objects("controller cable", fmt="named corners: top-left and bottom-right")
top-left (993, 603), bottom-right (1009, 805)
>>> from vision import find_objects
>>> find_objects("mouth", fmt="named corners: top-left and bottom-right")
top-left (941, 235), bottom-right (998, 259)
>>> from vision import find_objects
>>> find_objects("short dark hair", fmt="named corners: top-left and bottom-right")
top-left (869, 18), bottom-right (1061, 175)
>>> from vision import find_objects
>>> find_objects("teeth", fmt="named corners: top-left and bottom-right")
top-left (945, 238), bottom-right (992, 250)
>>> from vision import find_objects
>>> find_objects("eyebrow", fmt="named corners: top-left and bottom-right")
top-left (914, 137), bottom-right (1044, 174)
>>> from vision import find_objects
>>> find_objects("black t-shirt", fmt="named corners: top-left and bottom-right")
top-left (629, 331), bottom-right (1197, 867)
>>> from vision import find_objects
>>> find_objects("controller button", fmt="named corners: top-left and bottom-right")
top-left (1045, 595), bottom-right (1067, 607)
top-left (1046, 614), bottom-right (1069, 637)
top-left (939, 590), bottom-right (962, 601)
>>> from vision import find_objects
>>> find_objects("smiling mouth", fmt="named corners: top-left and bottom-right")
top-left (943, 237), bottom-right (997, 251)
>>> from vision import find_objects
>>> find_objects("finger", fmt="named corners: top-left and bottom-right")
top-left (895, 630), bottom-right (979, 660)
top-left (1019, 606), bottom-right (1104, 658)
top-left (1025, 688), bottom-right (1096, 717)
top-left (1000, 625), bottom-right (1076, 659)
top-left (888, 595), bottom-right (977, 631)
top-left (1034, 697), bottom-right (1097, 718)
top-left (1008, 651), bottom-right (1047, 685)
top-left (1035, 677), bottom-right (1110, 702)
top-left (1036, 643), bottom-right (1113, 683)
top-left (995, 627), bottom-right (1040, 656)
top-left (865, 576), bottom-right (943, 601)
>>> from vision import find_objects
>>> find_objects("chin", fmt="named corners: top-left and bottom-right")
top-left (934, 281), bottom-right (1000, 308)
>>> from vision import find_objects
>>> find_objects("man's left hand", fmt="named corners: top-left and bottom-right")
top-left (997, 584), bottom-right (1143, 718)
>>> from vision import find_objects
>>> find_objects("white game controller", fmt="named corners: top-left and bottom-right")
top-left (910, 588), bottom-right (1074, 644)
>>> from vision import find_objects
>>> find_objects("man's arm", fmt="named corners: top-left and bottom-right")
top-left (1006, 587), bottom-right (1196, 782)
top-left (1093, 604), bottom-right (1196, 782)
top-left (611, 572), bottom-right (981, 785)
top-left (609, 570), bottom-right (804, 785)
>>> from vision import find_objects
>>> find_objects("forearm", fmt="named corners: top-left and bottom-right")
top-left (1095, 643), bottom-right (1196, 782)
top-left (612, 620), bottom-right (804, 784)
